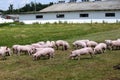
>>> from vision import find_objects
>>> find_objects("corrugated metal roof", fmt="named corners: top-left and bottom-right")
top-left (40, 1), bottom-right (120, 13)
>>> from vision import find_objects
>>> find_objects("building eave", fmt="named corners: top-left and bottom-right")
top-left (39, 9), bottom-right (120, 13)
top-left (19, 9), bottom-right (120, 15)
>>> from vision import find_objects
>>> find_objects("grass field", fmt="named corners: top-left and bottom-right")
top-left (0, 23), bottom-right (120, 80)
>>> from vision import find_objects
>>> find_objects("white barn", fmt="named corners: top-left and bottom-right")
top-left (19, 0), bottom-right (120, 24)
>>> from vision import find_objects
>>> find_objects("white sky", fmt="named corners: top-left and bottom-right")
top-left (0, 0), bottom-right (59, 10)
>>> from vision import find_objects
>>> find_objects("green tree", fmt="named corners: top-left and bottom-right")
top-left (8, 4), bottom-right (14, 14)
top-left (3, 2), bottom-right (54, 14)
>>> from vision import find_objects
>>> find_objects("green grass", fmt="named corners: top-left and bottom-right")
top-left (0, 23), bottom-right (120, 80)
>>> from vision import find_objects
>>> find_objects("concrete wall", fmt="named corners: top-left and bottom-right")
top-left (19, 11), bottom-right (120, 24)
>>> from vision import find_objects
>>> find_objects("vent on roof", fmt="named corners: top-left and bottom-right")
top-left (69, 0), bottom-right (77, 3)
top-left (58, 0), bottom-right (65, 3)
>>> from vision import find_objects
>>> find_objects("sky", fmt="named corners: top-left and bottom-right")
top-left (0, 0), bottom-right (59, 10)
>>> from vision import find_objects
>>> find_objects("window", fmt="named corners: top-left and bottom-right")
top-left (95, 0), bottom-right (101, 1)
top-left (36, 15), bottom-right (43, 19)
top-left (80, 14), bottom-right (89, 17)
top-left (69, 0), bottom-right (77, 3)
top-left (105, 13), bottom-right (115, 17)
top-left (82, 0), bottom-right (89, 2)
top-left (56, 14), bottom-right (64, 18)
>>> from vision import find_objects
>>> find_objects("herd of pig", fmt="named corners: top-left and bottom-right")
top-left (0, 39), bottom-right (120, 60)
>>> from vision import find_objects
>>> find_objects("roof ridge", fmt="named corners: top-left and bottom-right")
top-left (39, 1), bottom-right (120, 13)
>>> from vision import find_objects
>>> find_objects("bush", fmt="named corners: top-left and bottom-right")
top-left (33, 22), bottom-right (39, 25)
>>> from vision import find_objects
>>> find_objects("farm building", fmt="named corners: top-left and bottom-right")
top-left (5, 14), bottom-right (19, 22)
top-left (0, 12), bottom-right (14, 24)
top-left (19, 0), bottom-right (120, 24)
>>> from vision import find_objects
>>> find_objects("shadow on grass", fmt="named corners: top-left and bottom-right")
top-left (0, 57), bottom-right (7, 60)
top-left (107, 77), bottom-right (120, 80)
top-left (70, 57), bottom-right (93, 60)
top-left (113, 64), bottom-right (120, 70)
top-left (80, 57), bottom-right (93, 60)
top-left (33, 56), bottom-right (52, 61)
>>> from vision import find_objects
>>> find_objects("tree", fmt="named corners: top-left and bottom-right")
top-left (3, 2), bottom-right (54, 14)
top-left (0, 10), bottom-right (3, 12)
top-left (8, 4), bottom-right (14, 13)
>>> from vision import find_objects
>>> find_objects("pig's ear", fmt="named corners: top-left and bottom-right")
top-left (6, 46), bottom-right (8, 50)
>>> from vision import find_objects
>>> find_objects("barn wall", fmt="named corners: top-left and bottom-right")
top-left (19, 11), bottom-right (120, 24)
